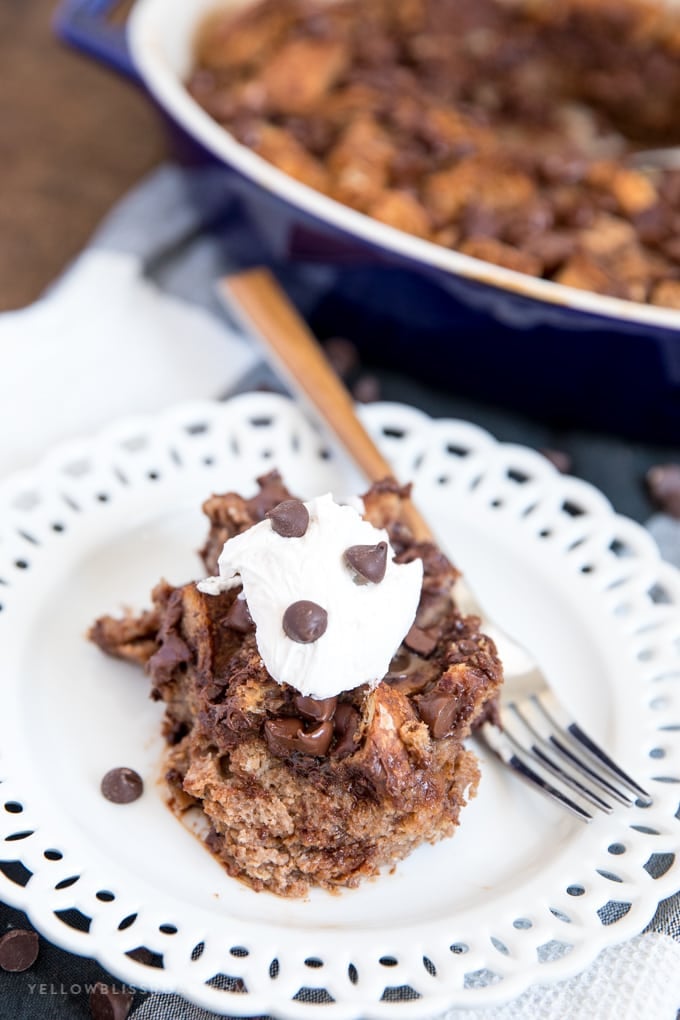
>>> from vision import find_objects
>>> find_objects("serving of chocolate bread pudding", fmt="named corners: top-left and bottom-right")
top-left (90, 471), bottom-right (502, 897)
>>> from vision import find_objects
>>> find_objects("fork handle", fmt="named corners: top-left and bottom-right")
top-left (222, 268), bottom-right (434, 542)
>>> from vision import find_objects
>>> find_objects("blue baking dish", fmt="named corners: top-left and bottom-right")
top-left (54, 0), bottom-right (680, 442)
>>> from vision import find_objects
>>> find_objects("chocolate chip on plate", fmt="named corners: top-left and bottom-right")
top-left (0, 928), bottom-right (39, 972)
top-left (89, 981), bottom-right (134, 1020)
top-left (282, 600), bottom-right (328, 643)
top-left (265, 498), bottom-right (309, 537)
top-left (646, 463), bottom-right (680, 519)
top-left (100, 767), bottom-right (144, 804)
top-left (344, 541), bottom-right (388, 583)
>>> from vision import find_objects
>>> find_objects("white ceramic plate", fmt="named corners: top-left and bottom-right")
top-left (0, 394), bottom-right (678, 1019)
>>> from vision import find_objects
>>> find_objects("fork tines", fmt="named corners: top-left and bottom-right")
top-left (482, 691), bottom-right (652, 822)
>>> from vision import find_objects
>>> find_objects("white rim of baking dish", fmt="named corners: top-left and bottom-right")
top-left (128, 0), bottom-right (680, 334)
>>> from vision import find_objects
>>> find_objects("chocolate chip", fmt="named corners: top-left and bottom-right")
top-left (633, 203), bottom-right (669, 246)
top-left (301, 11), bottom-right (334, 38)
top-left (147, 631), bottom-right (191, 686)
top-left (526, 232), bottom-right (577, 273)
top-left (230, 115), bottom-right (263, 149)
top-left (224, 597), bottom-right (254, 633)
top-left (386, 666), bottom-right (430, 696)
top-left (89, 981), bottom-right (134, 1020)
top-left (416, 691), bottom-right (458, 739)
top-left (387, 648), bottom-right (413, 674)
top-left (352, 374), bottom-right (381, 403)
top-left (660, 234), bottom-right (680, 263)
top-left (165, 767), bottom-right (185, 789)
top-left (385, 673), bottom-right (428, 697)
top-left (322, 337), bottom-right (360, 379)
top-left (391, 148), bottom-right (430, 187)
top-left (646, 463), bottom-right (680, 519)
top-left (282, 600), bottom-right (328, 643)
top-left (416, 592), bottom-right (453, 628)
top-left (165, 719), bottom-right (189, 746)
top-left (344, 541), bottom-right (388, 583)
top-left (100, 767), bottom-right (144, 804)
top-left (0, 929), bottom-right (39, 972)
top-left (389, 520), bottom-right (416, 547)
top-left (265, 498), bottom-right (309, 537)
top-left (460, 203), bottom-right (503, 240)
top-left (330, 703), bottom-right (361, 757)
top-left (294, 694), bottom-right (337, 722)
top-left (263, 717), bottom-right (299, 753)
top-left (404, 624), bottom-right (438, 656)
top-left (539, 153), bottom-right (587, 185)
top-left (248, 470), bottom-right (292, 521)
top-left (540, 448), bottom-right (573, 474)
top-left (296, 721), bottom-right (333, 755)
top-left (264, 718), bottom-right (334, 756)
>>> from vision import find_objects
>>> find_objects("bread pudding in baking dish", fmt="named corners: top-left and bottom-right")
top-left (187, 0), bottom-right (680, 309)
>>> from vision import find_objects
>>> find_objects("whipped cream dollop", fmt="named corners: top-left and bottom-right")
top-left (197, 493), bottom-right (423, 699)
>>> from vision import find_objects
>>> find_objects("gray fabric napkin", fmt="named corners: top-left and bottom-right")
top-left (1, 162), bottom-right (678, 1020)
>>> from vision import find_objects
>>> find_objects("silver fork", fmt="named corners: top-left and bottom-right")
top-left (222, 267), bottom-right (653, 821)
top-left (455, 577), bottom-right (652, 820)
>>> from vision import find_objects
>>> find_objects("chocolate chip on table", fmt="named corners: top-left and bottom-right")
top-left (344, 541), bottom-right (388, 583)
top-left (322, 337), bottom-right (360, 379)
top-left (89, 981), bottom-right (134, 1020)
top-left (282, 600), bottom-right (328, 643)
top-left (100, 767), bottom-right (144, 804)
top-left (646, 463), bottom-right (680, 519)
top-left (539, 448), bottom-right (573, 474)
top-left (0, 928), bottom-right (39, 972)
top-left (352, 375), bottom-right (381, 404)
top-left (265, 498), bottom-right (309, 537)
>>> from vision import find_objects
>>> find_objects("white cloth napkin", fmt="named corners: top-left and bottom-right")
top-left (1, 163), bottom-right (678, 1020)
top-left (0, 247), bottom-right (256, 479)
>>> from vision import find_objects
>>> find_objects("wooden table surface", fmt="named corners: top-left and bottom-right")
top-left (0, 0), bottom-right (168, 311)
